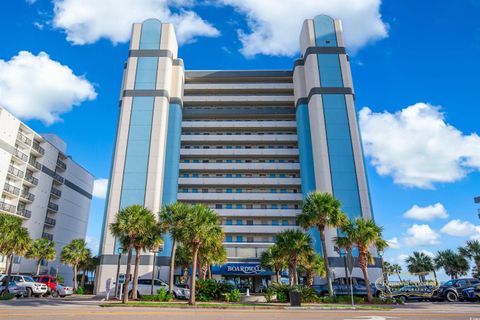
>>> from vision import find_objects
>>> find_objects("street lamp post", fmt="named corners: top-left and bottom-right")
top-left (150, 243), bottom-right (165, 295)
top-left (378, 248), bottom-right (385, 283)
top-left (115, 247), bottom-right (123, 298)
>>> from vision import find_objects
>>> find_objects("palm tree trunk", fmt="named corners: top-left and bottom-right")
top-left (433, 269), bottom-right (438, 286)
top-left (74, 264), bottom-right (78, 292)
top-left (288, 264), bottom-right (295, 286)
top-left (359, 255), bottom-right (373, 303)
top-left (275, 270), bottom-right (280, 283)
top-left (81, 270), bottom-right (86, 288)
top-left (122, 239), bottom-right (134, 304)
top-left (132, 247), bottom-right (141, 299)
top-left (182, 265), bottom-right (188, 284)
top-left (36, 259), bottom-right (41, 276)
top-left (168, 239), bottom-right (177, 295)
top-left (396, 272), bottom-right (403, 282)
top-left (4, 254), bottom-right (14, 295)
top-left (319, 229), bottom-right (334, 297)
top-left (189, 244), bottom-right (200, 305)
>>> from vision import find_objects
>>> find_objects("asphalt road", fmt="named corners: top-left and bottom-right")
top-left (1, 298), bottom-right (480, 320)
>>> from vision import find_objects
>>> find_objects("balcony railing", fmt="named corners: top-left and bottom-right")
top-left (28, 158), bottom-right (42, 170)
top-left (14, 149), bottom-right (28, 162)
top-left (17, 132), bottom-right (32, 146)
top-left (32, 141), bottom-right (45, 155)
top-left (48, 202), bottom-right (59, 212)
top-left (42, 232), bottom-right (53, 241)
top-left (20, 190), bottom-right (35, 202)
top-left (52, 173), bottom-right (64, 184)
top-left (16, 208), bottom-right (32, 218)
top-left (8, 165), bottom-right (24, 178)
top-left (51, 187), bottom-right (62, 198)
top-left (24, 174), bottom-right (39, 186)
top-left (56, 160), bottom-right (67, 171)
top-left (44, 217), bottom-right (56, 226)
top-left (0, 201), bottom-right (15, 214)
top-left (4, 182), bottom-right (20, 196)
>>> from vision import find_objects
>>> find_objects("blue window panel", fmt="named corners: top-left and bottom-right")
top-left (272, 220), bottom-right (279, 226)
top-left (135, 57), bottom-right (158, 89)
top-left (271, 204), bottom-right (278, 209)
top-left (313, 15), bottom-right (337, 47)
top-left (192, 188), bottom-right (198, 193)
top-left (279, 174), bottom-right (286, 178)
top-left (182, 188), bottom-right (188, 193)
top-left (270, 189), bottom-right (277, 193)
top-left (236, 159), bottom-right (241, 163)
top-left (269, 159), bottom-right (275, 163)
top-left (193, 159), bottom-right (199, 163)
top-left (226, 220), bottom-right (232, 225)
top-left (226, 173), bottom-right (233, 178)
top-left (226, 203), bottom-right (233, 209)
top-left (139, 19), bottom-right (161, 49)
top-left (162, 103), bottom-right (182, 207)
top-left (269, 174), bottom-right (275, 178)
top-left (236, 174), bottom-right (241, 178)
top-left (120, 96), bottom-right (154, 208)
top-left (318, 54), bottom-right (343, 88)
top-left (236, 204), bottom-right (242, 209)
top-left (282, 220), bottom-right (289, 226)
top-left (236, 189), bottom-right (242, 193)
top-left (322, 94), bottom-right (362, 220)
top-left (280, 189), bottom-right (287, 193)
top-left (184, 159), bottom-right (190, 163)
top-left (226, 188), bottom-right (232, 193)
top-left (281, 204), bottom-right (288, 209)
top-left (226, 159), bottom-right (232, 163)
top-left (192, 173), bottom-right (199, 178)
top-left (236, 220), bottom-right (243, 225)
top-left (226, 236), bottom-right (232, 242)
top-left (295, 104), bottom-right (316, 196)
top-left (236, 236), bottom-right (243, 242)
top-left (182, 173), bottom-right (189, 178)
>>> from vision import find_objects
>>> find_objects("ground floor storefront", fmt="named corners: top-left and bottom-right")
top-left (211, 263), bottom-right (277, 293)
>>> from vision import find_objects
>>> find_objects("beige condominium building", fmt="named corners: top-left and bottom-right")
top-left (96, 15), bottom-right (380, 294)
top-left (0, 107), bottom-right (94, 285)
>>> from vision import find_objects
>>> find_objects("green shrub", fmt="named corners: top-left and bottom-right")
top-left (229, 289), bottom-right (240, 302)
top-left (276, 290), bottom-right (288, 302)
top-left (0, 293), bottom-right (15, 300)
top-left (263, 287), bottom-right (275, 303)
top-left (269, 283), bottom-right (291, 302)
top-left (299, 286), bottom-right (318, 303)
top-left (156, 288), bottom-right (173, 302)
top-left (195, 279), bottom-right (235, 301)
top-left (76, 287), bottom-right (85, 295)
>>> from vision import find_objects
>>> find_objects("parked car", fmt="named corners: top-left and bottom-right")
top-left (32, 275), bottom-right (58, 296)
top-left (389, 285), bottom-right (436, 303)
top-left (127, 279), bottom-right (190, 299)
top-left (9, 275), bottom-right (48, 297)
top-left (56, 284), bottom-right (74, 298)
top-left (434, 278), bottom-right (480, 302)
top-left (0, 280), bottom-right (27, 297)
top-left (461, 283), bottom-right (480, 302)
top-left (313, 277), bottom-right (379, 297)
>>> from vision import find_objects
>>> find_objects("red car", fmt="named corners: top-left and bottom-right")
top-left (33, 276), bottom-right (58, 296)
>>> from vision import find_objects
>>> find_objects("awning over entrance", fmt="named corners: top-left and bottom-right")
top-left (211, 263), bottom-right (275, 276)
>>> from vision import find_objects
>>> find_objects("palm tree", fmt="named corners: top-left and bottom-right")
top-left (181, 204), bottom-right (223, 305)
top-left (434, 249), bottom-right (469, 279)
top-left (159, 202), bottom-right (189, 295)
top-left (131, 221), bottom-right (163, 299)
top-left (383, 261), bottom-right (392, 282)
top-left (198, 239), bottom-right (226, 280)
top-left (260, 245), bottom-right (286, 283)
top-left (110, 205), bottom-right (157, 303)
top-left (405, 251), bottom-right (435, 283)
top-left (391, 264), bottom-right (403, 282)
top-left (26, 238), bottom-right (56, 276)
top-left (78, 250), bottom-right (92, 289)
top-left (335, 218), bottom-right (387, 303)
top-left (60, 239), bottom-right (90, 291)
top-left (459, 240), bottom-right (480, 277)
top-left (298, 192), bottom-right (348, 296)
top-left (299, 251), bottom-right (326, 286)
top-left (0, 214), bottom-right (32, 292)
top-left (175, 244), bottom-right (192, 285)
top-left (275, 229), bottom-right (312, 286)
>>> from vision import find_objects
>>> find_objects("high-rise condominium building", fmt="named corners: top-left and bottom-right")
top-left (0, 107), bottom-right (94, 284)
top-left (96, 15), bottom-right (380, 294)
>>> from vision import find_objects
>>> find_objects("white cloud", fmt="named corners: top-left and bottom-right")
top-left (359, 103), bottom-right (480, 188)
top-left (387, 237), bottom-right (400, 249)
top-left (440, 219), bottom-right (480, 239)
top-left (219, 0), bottom-right (387, 56)
top-left (420, 249), bottom-right (435, 258)
top-left (0, 51), bottom-right (96, 125)
top-left (93, 179), bottom-right (108, 199)
top-left (403, 203), bottom-right (448, 221)
top-left (404, 224), bottom-right (440, 246)
top-left (52, 0), bottom-right (219, 45)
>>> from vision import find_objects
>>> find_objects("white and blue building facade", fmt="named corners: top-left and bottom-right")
top-left (96, 15), bottom-right (380, 294)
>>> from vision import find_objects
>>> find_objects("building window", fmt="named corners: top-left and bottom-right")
top-left (226, 173), bottom-right (233, 178)
top-left (280, 189), bottom-right (287, 193)
top-left (260, 204), bottom-right (267, 209)
top-left (226, 236), bottom-right (233, 242)
top-left (226, 188), bottom-right (232, 193)
top-left (236, 189), bottom-right (242, 193)
top-left (247, 237), bottom-right (254, 243)
top-left (271, 204), bottom-right (278, 209)
top-left (281, 204), bottom-right (288, 209)
top-left (192, 188), bottom-right (198, 193)
top-left (182, 173), bottom-right (189, 177)
top-left (182, 188), bottom-right (188, 193)
top-left (236, 219), bottom-right (243, 225)
top-left (226, 219), bottom-right (232, 225)
top-left (215, 204), bottom-right (223, 209)
top-left (202, 189), bottom-right (208, 193)
top-left (226, 203), bottom-right (233, 209)
top-left (282, 220), bottom-right (289, 226)
top-left (236, 174), bottom-right (242, 178)
top-left (272, 220), bottom-right (279, 226)
top-left (236, 236), bottom-right (243, 242)
top-left (246, 220), bottom-right (253, 225)
top-left (236, 204), bottom-right (243, 209)
top-left (270, 189), bottom-right (277, 193)
top-left (193, 173), bottom-right (199, 178)
top-left (226, 159), bottom-right (232, 163)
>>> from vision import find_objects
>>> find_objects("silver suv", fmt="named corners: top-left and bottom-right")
top-left (9, 275), bottom-right (48, 297)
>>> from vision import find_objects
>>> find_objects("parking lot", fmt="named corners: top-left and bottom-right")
top-left (1, 297), bottom-right (480, 320)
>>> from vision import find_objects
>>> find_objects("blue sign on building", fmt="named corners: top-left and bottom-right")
top-left (211, 263), bottom-right (275, 276)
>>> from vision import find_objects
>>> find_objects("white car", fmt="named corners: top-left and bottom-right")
top-left (56, 284), bottom-right (74, 297)
top-left (128, 279), bottom-right (190, 299)
top-left (9, 275), bottom-right (48, 297)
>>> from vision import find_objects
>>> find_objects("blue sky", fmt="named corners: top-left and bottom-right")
top-left (1, 0), bottom-right (480, 280)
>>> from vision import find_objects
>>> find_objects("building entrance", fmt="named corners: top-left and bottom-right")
top-left (222, 275), bottom-right (271, 293)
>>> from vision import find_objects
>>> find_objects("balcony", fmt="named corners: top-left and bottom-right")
top-left (47, 202), bottom-right (59, 212)
top-left (181, 134), bottom-right (298, 143)
top-left (222, 225), bottom-right (299, 234)
top-left (44, 217), bottom-right (56, 227)
top-left (56, 159), bottom-right (67, 171)
top-left (50, 187), bottom-right (62, 198)
top-left (215, 208), bottom-right (300, 217)
top-left (0, 201), bottom-right (15, 214)
top-left (7, 165), bottom-right (24, 179)
top-left (24, 174), bottom-right (39, 186)
top-left (28, 158), bottom-right (42, 171)
top-left (178, 177), bottom-right (301, 187)
top-left (179, 162), bottom-right (300, 172)
top-left (14, 149), bottom-right (28, 162)
top-left (31, 141), bottom-right (45, 156)
top-left (177, 192), bottom-right (303, 202)
top-left (42, 232), bottom-right (54, 241)
top-left (16, 132), bottom-right (32, 146)
top-left (3, 182), bottom-right (20, 196)
top-left (52, 173), bottom-right (64, 184)
top-left (180, 148), bottom-right (299, 157)
top-left (20, 190), bottom-right (35, 202)
top-left (16, 208), bottom-right (32, 219)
